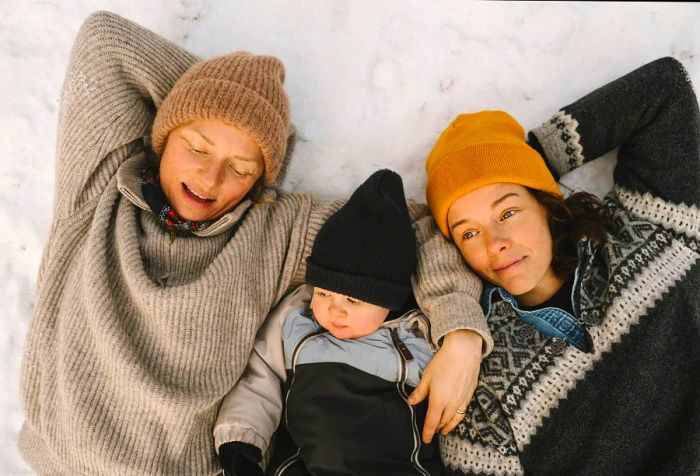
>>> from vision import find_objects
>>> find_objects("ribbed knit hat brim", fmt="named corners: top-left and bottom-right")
top-left (305, 169), bottom-right (417, 310)
top-left (151, 52), bottom-right (290, 186)
top-left (305, 259), bottom-right (412, 310)
top-left (425, 111), bottom-right (561, 238)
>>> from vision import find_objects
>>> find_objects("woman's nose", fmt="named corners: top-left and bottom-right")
top-left (200, 160), bottom-right (224, 187)
top-left (485, 228), bottom-right (510, 254)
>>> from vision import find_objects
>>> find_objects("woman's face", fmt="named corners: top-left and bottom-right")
top-left (159, 119), bottom-right (264, 222)
top-left (447, 183), bottom-right (562, 307)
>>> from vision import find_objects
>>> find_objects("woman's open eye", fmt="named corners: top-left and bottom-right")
top-left (500, 209), bottom-right (517, 221)
top-left (462, 230), bottom-right (478, 241)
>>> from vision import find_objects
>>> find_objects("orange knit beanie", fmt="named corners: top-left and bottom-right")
top-left (425, 110), bottom-right (562, 238)
top-left (151, 52), bottom-right (290, 186)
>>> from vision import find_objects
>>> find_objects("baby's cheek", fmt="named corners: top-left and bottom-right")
top-left (310, 306), bottom-right (329, 330)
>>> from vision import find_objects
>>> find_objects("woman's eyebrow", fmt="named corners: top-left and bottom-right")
top-left (450, 218), bottom-right (470, 233)
top-left (450, 192), bottom-right (521, 233)
top-left (189, 128), bottom-right (215, 146)
top-left (231, 155), bottom-right (260, 163)
top-left (491, 192), bottom-right (520, 209)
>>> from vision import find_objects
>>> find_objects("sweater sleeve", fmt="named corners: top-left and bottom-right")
top-left (407, 200), bottom-right (493, 356)
top-left (529, 57), bottom-right (700, 239)
top-left (213, 287), bottom-right (312, 456)
top-left (54, 11), bottom-right (198, 218)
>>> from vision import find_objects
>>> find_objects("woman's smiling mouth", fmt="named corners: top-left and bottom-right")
top-left (182, 183), bottom-right (215, 207)
top-left (494, 257), bottom-right (526, 274)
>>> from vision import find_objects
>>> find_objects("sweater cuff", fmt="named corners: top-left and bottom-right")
top-left (529, 110), bottom-right (585, 179)
top-left (428, 293), bottom-right (494, 358)
top-left (214, 424), bottom-right (267, 455)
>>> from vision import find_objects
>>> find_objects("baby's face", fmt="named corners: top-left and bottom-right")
top-left (310, 287), bottom-right (390, 340)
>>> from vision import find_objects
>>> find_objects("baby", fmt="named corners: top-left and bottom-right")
top-left (215, 170), bottom-right (443, 475)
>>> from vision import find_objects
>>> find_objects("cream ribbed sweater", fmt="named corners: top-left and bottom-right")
top-left (18, 11), bottom-right (490, 475)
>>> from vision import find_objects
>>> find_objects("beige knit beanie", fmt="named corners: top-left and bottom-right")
top-left (151, 52), bottom-right (290, 186)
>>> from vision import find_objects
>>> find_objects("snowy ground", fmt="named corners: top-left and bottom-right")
top-left (2, 1), bottom-right (699, 473)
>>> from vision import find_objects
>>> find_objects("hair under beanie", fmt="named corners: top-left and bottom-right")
top-left (425, 110), bottom-right (562, 238)
top-left (151, 52), bottom-right (290, 185)
top-left (305, 170), bottom-right (417, 310)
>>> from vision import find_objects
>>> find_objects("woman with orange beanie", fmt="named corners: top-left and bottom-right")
top-left (18, 11), bottom-right (490, 475)
top-left (425, 57), bottom-right (699, 475)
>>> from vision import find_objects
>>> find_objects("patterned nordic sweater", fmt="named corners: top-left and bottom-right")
top-left (440, 57), bottom-right (699, 475)
top-left (18, 11), bottom-right (492, 475)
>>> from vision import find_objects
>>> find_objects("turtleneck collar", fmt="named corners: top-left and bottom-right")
top-left (116, 152), bottom-right (265, 238)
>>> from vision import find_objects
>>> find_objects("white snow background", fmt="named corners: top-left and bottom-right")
top-left (2, 1), bottom-right (699, 473)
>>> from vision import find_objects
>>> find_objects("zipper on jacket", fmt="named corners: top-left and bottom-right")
top-left (391, 328), bottom-right (415, 362)
top-left (284, 327), bottom-right (327, 428)
top-left (277, 328), bottom-right (328, 475)
top-left (274, 449), bottom-right (301, 476)
top-left (290, 327), bottom-right (328, 371)
top-left (390, 328), bottom-right (430, 476)
top-left (573, 236), bottom-right (595, 324)
top-left (573, 236), bottom-right (596, 353)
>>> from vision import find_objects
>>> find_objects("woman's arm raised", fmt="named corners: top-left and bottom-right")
top-left (529, 56), bottom-right (699, 239)
top-left (54, 11), bottom-right (198, 218)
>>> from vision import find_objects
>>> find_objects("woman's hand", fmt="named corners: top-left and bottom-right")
top-left (408, 329), bottom-right (483, 443)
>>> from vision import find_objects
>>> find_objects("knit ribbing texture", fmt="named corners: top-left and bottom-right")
top-left (18, 11), bottom-right (490, 475)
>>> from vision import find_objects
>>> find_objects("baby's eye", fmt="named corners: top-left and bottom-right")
top-left (347, 297), bottom-right (360, 305)
top-left (501, 210), bottom-right (517, 221)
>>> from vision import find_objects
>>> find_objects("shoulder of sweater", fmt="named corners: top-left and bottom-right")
top-left (273, 190), bottom-right (318, 205)
top-left (250, 191), bottom-right (317, 219)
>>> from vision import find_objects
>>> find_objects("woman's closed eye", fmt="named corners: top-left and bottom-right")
top-left (181, 138), bottom-right (208, 155)
top-left (227, 163), bottom-right (244, 177)
top-left (227, 162), bottom-right (256, 178)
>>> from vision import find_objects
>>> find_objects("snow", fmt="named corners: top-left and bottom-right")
top-left (2, 1), bottom-right (698, 473)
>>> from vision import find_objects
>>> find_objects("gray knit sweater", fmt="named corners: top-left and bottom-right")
top-left (18, 11), bottom-right (490, 475)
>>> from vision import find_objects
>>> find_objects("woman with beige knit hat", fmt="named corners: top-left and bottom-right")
top-left (425, 57), bottom-right (699, 475)
top-left (18, 11), bottom-right (490, 475)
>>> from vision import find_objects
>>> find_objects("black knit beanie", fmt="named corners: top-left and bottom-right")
top-left (305, 169), bottom-right (417, 310)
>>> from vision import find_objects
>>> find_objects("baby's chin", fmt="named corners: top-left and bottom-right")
top-left (324, 326), bottom-right (364, 340)
top-left (327, 328), bottom-right (352, 340)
